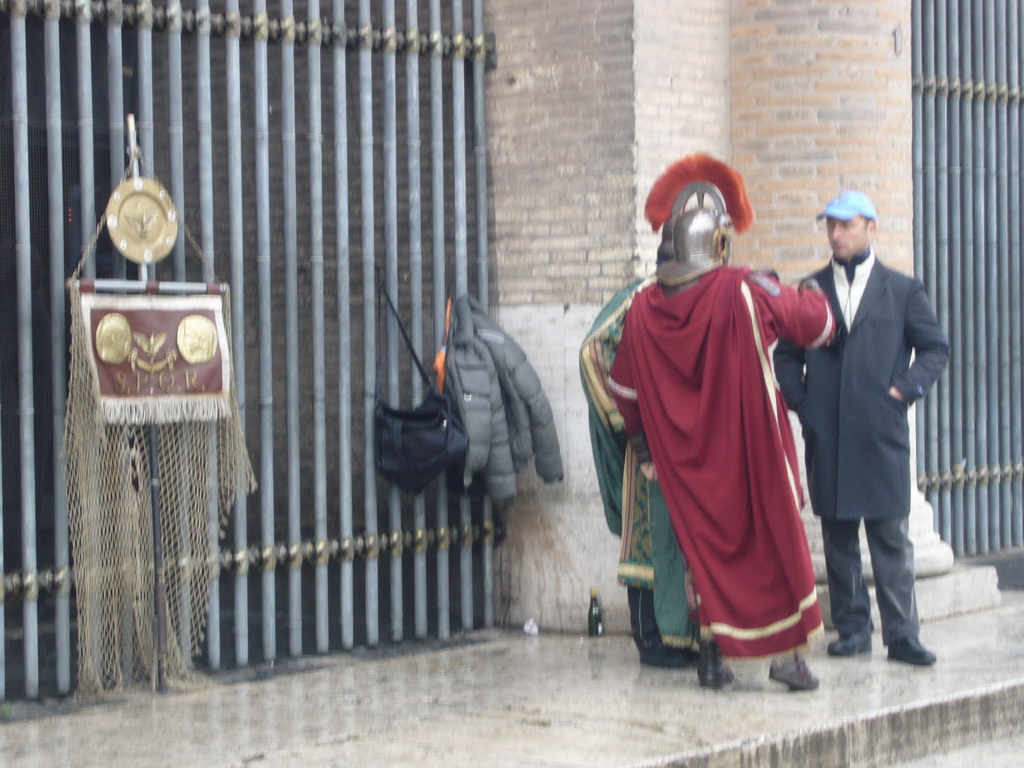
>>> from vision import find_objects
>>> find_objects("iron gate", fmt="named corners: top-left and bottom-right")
top-left (1, 0), bottom-right (494, 701)
top-left (913, 0), bottom-right (1024, 556)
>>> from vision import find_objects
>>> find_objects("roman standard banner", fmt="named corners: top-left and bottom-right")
top-left (79, 291), bottom-right (232, 425)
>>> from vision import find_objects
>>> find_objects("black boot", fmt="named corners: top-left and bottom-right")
top-left (697, 637), bottom-right (734, 689)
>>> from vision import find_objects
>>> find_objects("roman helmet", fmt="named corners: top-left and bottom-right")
top-left (644, 154), bottom-right (754, 287)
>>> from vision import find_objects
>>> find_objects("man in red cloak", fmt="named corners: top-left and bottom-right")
top-left (608, 154), bottom-right (836, 691)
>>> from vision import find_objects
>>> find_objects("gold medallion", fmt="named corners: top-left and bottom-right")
top-left (105, 176), bottom-right (179, 265)
top-left (177, 315), bottom-right (218, 364)
top-left (95, 313), bottom-right (133, 365)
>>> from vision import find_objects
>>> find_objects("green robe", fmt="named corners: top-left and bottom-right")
top-left (579, 278), bottom-right (695, 649)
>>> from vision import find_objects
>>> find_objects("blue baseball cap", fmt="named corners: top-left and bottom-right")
top-left (817, 191), bottom-right (878, 221)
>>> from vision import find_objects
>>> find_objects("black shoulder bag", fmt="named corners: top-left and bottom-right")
top-left (374, 288), bottom-right (469, 493)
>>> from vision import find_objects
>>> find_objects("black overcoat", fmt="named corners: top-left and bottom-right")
top-left (774, 259), bottom-right (949, 520)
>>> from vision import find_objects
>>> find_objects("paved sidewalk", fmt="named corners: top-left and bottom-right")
top-left (1, 592), bottom-right (1022, 767)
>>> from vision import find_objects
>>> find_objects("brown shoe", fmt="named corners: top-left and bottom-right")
top-left (769, 657), bottom-right (819, 692)
top-left (697, 638), bottom-right (734, 689)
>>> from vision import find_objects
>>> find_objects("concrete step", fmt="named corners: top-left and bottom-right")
top-left (1, 590), bottom-right (1021, 767)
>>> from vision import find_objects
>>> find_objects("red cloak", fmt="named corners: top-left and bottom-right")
top-left (609, 267), bottom-right (835, 658)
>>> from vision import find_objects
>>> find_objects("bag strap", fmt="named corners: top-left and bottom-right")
top-left (379, 282), bottom-right (434, 391)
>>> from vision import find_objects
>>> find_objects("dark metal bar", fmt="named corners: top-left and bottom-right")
top-left (12, 0), bottom-right (39, 700)
top-left (473, 0), bottom-right (493, 630)
top-left (1013, 0), bottom-right (1024, 548)
top-left (225, 0), bottom-right (250, 666)
top-left (995, 0), bottom-right (1013, 549)
top-left (452, 0), bottom-right (473, 633)
top-left (405, 0), bottom-right (428, 640)
top-left (107, 1), bottom-right (126, 279)
top-left (983, 0), bottom-right (1000, 550)
top-left (914, 0), bottom-right (938, 525)
top-left (429, 0), bottom-right (450, 641)
top-left (45, 0), bottom-right (72, 694)
top-left (307, 0), bottom-right (329, 654)
top-left (254, 0), bottom-right (277, 664)
top-left (946, 0), bottom-right (965, 556)
top-left (75, 0), bottom-right (96, 281)
top-left (359, 0), bottom-right (380, 647)
top-left (148, 427), bottom-right (167, 691)
top-left (282, 0), bottom-right (300, 661)
top-left (333, 0), bottom-right (355, 651)
top-left (971, 0), bottom-right (988, 554)
top-left (933, 0), bottom-right (952, 541)
top-left (195, 0), bottom-right (222, 670)
top-left (383, 0), bottom-right (403, 643)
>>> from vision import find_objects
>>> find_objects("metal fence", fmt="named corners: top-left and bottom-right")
top-left (913, 0), bottom-right (1024, 556)
top-left (1, 0), bottom-right (493, 701)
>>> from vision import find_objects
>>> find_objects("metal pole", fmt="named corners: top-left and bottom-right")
top-left (946, 0), bottom-right (965, 556)
top-left (914, 1), bottom-right (928, 498)
top-left (961, 2), bottom-right (978, 555)
top-left (995, 0), bottom-right (1013, 550)
top-left (75, 0), bottom-right (96, 282)
top-left (359, 0), bottom-right (380, 647)
top-left (972, 0), bottom-right (988, 554)
top-left (383, 0), bottom-right (404, 644)
top-left (165, 0), bottom-right (193, 668)
top-left (126, 115), bottom-right (168, 692)
top-left (984, 0), bottom-right (1000, 550)
top-left (254, 0), bottom-right (277, 664)
top-left (333, 0), bottom-right (355, 651)
top-left (12, 0), bottom-right (39, 700)
top-left (195, 0), bottom-right (223, 670)
top-left (430, 0), bottom-right (451, 641)
top-left (107, 0), bottom-right (126, 280)
top-left (473, 0), bottom-right (493, 630)
top-left (136, 0), bottom-right (155, 217)
top-left (148, 426), bottom-right (168, 691)
top-left (225, 0), bottom-right (250, 667)
top-left (45, 0), bottom-right (71, 695)
top-left (406, 0), bottom-right (429, 640)
top-left (915, 0), bottom-right (939, 528)
top-left (282, 0), bottom-right (300, 661)
top-left (1013, 0), bottom-right (1024, 548)
top-left (308, 0), bottom-right (329, 654)
top-left (933, 0), bottom-right (952, 540)
top-left (168, 3), bottom-right (186, 281)
top-left (452, 0), bottom-right (473, 633)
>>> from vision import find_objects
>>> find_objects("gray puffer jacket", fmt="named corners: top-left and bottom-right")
top-left (445, 295), bottom-right (564, 504)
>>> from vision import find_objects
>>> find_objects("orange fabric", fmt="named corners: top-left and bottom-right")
top-left (434, 298), bottom-right (453, 393)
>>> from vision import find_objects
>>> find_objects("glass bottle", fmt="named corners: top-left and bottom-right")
top-left (588, 587), bottom-right (603, 637)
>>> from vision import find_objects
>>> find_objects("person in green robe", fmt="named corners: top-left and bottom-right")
top-left (580, 277), bottom-right (698, 666)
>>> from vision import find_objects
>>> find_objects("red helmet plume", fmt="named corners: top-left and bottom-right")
top-left (644, 153), bottom-right (754, 234)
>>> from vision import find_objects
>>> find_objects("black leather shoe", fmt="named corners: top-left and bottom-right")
top-left (887, 636), bottom-right (937, 666)
top-left (827, 632), bottom-right (872, 657)
top-left (697, 638), bottom-right (734, 689)
top-left (639, 646), bottom-right (698, 669)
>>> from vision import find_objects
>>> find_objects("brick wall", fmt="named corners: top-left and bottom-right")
top-left (484, 0), bottom-right (638, 305)
top-left (634, 0), bottom-right (732, 278)
top-left (731, 0), bottom-right (914, 282)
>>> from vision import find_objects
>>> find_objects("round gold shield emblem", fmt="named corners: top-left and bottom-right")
top-left (95, 313), bottom-right (133, 365)
top-left (177, 315), bottom-right (219, 364)
top-left (105, 176), bottom-right (179, 265)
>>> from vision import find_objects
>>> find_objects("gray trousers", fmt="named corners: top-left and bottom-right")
top-left (820, 515), bottom-right (920, 645)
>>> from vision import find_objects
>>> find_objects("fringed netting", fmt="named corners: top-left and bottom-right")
top-left (65, 258), bottom-right (254, 699)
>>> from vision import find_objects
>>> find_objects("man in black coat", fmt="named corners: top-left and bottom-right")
top-left (774, 191), bottom-right (949, 667)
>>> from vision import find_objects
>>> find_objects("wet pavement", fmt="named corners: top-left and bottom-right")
top-left (1, 589), bottom-right (1022, 767)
